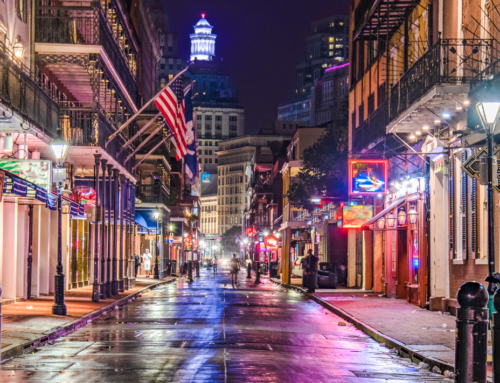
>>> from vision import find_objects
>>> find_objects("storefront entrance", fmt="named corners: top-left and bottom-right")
top-left (396, 230), bottom-right (408, 300)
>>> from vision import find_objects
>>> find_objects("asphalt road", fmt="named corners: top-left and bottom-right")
top-left (1, 266), bottom-right (451, 382)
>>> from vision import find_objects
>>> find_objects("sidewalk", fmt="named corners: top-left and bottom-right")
top-left (270, 278), bottom-right (458, 375)
top-left (1, 277), bottom-right (176, 361)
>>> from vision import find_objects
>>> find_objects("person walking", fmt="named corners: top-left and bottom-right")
top-left (305, 249), bottom-right (319, 293)
top-left (213, 257), bottom-right (218, 274)
top-left (134, 254), bottom-right (141, 277)
top-left (142, 249), bottom-right (153, 278)
top-left (229, 253), bottom-right (240, 287)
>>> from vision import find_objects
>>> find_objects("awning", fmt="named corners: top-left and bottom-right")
top-left (361, 196), bottom-right (406, 229)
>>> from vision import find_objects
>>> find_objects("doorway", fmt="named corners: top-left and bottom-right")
top-left (396, 230), bottom-right (409, 299)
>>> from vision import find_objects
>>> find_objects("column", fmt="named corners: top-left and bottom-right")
top-left (118, 175), bottom-right (127, 292)
top-left (282, 228), bottom-right (291, 284)
top-left (2, 199), bottom-right (17, 300)
top-left (92, 153), bottom-right (101, 302)
top-left (99, 158), bottom-right (108, 299)
top-left (106, 164), bottom-right (113, 297)
top-left (112, 169), bottom-right (119, 295)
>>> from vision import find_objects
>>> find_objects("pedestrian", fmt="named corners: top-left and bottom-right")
top-left (301, 252), bottom-right (309, 288)
top-left (245, 256), bottom-right (252, 269)
top-left (229, 253), bottom-right (240, 286)
top-left (134, 254), bottom-right (141, 277)
top-left (213, 257), bottom-right (218, 274)
top-left (305, 249), bottom-right (319, 293)
top-left (142, 249), bottom-right (153, 278)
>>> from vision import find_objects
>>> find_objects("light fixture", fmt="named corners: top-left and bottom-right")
top-left (243, 238), bottom-right (248, 244)
top-left (463, 99), bottom-right (470, 106)
top-left (3, 133), bottom-right (13, 152)
top-left (153, 208), bottom-right (160, 220)
top-left (275, 232), bottom-right (281, 238)
top-left (13, 36), bottom-right (25, 60)
top-left (50, 129), bottom-right (69, 167)
top-left (183, 232), bottom-right (188, 238)
top-left (377, 193), bottom-right (382, 197)
top-left (410, 133), bottom-right (416, 139)
top-left (408, 204), bottom-right (418, 224)
top-left (434, 119), bottom-right (441, 124)
top-left (169, 224), bottom-right (173, 231)
top-left (386, 212), bottom-right (396, 228)
top-left (397, 208), bottom-right (407, 226)
top-left (476, 99), bottom-right (500, 128)
top-left (311, 197), bottom-right (321, 203)
top-left (442, 112), bottom-right (451, 118)
top-left (263, 230), bottom-right (269, 236)
top-left (416, 130), bottom-right (422, 136)
top-left (377, 217), bottom-right (386, 229)
top-left (456, 103), bottom-right (463, 111)
top-left (423, 125), bottom-right (429, 130)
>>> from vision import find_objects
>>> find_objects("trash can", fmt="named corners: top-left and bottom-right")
top-left (269, 262), bottom-right (278, 278)
top-left (319, 262), bottom-right (332, 272)
top-left (171, 260), bottom-right (177, 275)
top-left (317, 270), bottom-right (337, 289)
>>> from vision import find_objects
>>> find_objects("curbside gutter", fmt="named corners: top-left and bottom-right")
top-left (1, 278), bottom-right (176, 362)
top-left (269, 278), bottom-right (457, 377)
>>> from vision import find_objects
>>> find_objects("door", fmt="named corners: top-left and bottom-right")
top-left (396, 230), bottom-right (409, 299)
top-left (386, 230), bottom-right (397, 298)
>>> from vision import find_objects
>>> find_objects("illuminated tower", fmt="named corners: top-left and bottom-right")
top-left (190, 14), bottom-right (216, 61)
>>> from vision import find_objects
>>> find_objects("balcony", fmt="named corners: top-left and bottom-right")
top-left (136, 184), bottom-right (169, 207)
top-left (352, 100), bottom-right (387, 153)
top-left (0, 41), bottom-right (59, 136)
top-left (35, 0), bottom-right (138, 106)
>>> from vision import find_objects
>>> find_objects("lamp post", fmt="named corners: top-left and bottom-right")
top-left (50, 129), bottom-right (69, 316)
top-left (153, 207), bottom-right (160, 279)
top-left (476, 89), bottom-right (500, 305)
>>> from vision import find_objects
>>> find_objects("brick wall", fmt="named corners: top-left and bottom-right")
top-left (450, 261), bottom-right (487, 297)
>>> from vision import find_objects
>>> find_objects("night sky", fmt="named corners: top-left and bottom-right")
top-left (162, 0), bottom-right (352, 133)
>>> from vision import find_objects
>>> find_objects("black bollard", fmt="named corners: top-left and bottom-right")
top-left (247, 263), bottom-right (252, 279)
top-left (187, 261), bottom-right (193, 283)
top-left (493, 288), bottom-right (500, 383)
top-left (195, 260), bottom-right (200, 278)
top-left (455, 281), bottom-right (489, 383)
top-left (254, 261), bottom-right (261, 284)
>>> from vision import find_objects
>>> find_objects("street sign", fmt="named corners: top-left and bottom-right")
top-left (461, 148), bottom-right (500, 192)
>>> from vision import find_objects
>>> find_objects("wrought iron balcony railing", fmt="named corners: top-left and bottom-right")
top-left (389, 39), bottom-right (494, 122)
top-left (136, 184), bottom-right (169, 207)
top-left (352, 100), bottom-right (388, 153)
top-left (0, 41), bottom-right (59, 136)
top-left (35, 0), bottom-right (138, 99)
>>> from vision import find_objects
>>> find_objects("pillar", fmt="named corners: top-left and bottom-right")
top-left (106, 164), bottom-right (113, 297)
top-left (118, 175), bottom-right (127, 292)
top-left (282, 227), bottom-right (292, 284)
top-left (347, 229), bottom-right (357, 288)
top-left (99, 158), bottom-right (108, 299)
top-left (2, 200), bottom-right (17, 300)
top-left (92, 153), bottom-right (101, 302)
top-left (112, 169), bottom-right (119, 295)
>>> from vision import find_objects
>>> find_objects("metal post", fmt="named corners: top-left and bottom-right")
top-left (106, 164), bottom-right (113, 297)
top-left (52, 190), bottom-right (67, 315)
top-left (111, 169), bottom-right (119, 295)
top-left (188, 260), bottom-right (193, 283)
top-left (247, 262), bottom-right (252, 279)
top-left (92, 154), bottom-right (101, 302)
top-left (118, 175), bottom-right (127, 292)
top-left (493, 288), bottom-right (500, 383)
top-left (99, 158), bottom-right (108, 299)
top-left (454, 281), bottom-right (489, 383)
top-left (195, 260), bottom-right (200, 278)
top-left (155, 217), bottom-right (160, 279)
top-left (254, 261), bottom-right (261, 284)
top-left (27, 205), bottom-right (33, 299)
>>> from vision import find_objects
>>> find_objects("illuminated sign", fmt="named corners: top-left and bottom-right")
top-left (0, 159), bottom-right (52, 189)
top-left (264, 236), bottom-right (278, 250)
top-left (201, 173), bottom-right (211, 183)
top-left (342, 205), bottom-right (373, 228)
top-left (348, 160), bottom-right (387, 195)
top-left (246, 227), bottom-right (257, 237)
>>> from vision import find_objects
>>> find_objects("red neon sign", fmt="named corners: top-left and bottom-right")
top-left (348, 159), bottom-right (388, 196)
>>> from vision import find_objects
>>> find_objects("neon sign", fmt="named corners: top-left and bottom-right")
top-left (342, 205), bottom-right (373, 228)
top-left (348, 159), bottom-right (387, 195)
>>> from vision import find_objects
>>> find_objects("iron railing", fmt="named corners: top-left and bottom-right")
top-left (389, 39), bottom-right (494, 121)
top-left (352, 100), bottom-right (388, 153)
top-left (0, 41), bottom-right (59, 136)
top-left (137, 184), bottom-right (170, 207)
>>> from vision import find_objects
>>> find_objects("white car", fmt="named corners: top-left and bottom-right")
top-left (292, 256), bottom-right (305, 277)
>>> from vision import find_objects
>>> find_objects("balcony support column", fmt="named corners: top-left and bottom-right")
top-left (99, 159), bottom-right (108, 299)
top-left (106, 164), bottom-right (113, 297)
top-left (92, 154), bottom-right (101, 302)
top-left (111, 169), bottom-right (120, 295)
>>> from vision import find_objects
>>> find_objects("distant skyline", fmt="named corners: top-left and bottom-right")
top-left (162, 0), bottom-right (351, 133)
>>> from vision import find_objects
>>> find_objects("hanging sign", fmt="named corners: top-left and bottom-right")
top-left (0, 159), bottom-right (52, 190)
top-left (342, 205), bottom-right (373, 228)
top-left (348, 159), bottom-right (387, 195)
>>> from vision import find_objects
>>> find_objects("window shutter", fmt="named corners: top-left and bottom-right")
top-left (461, 151), bottom-right (468, 259)
top-left (449, 156), bottom-right (455, 259)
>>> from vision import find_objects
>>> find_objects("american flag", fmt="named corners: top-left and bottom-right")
top-left (154, 75), bottom-right (187, 159)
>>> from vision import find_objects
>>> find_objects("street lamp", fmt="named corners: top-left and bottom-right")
top-left (377, 217), bottom-right (385, 229)
top-left (13, 36), bottom-right (25, 60)
top-left (397, 208), bottom-right (407, 226)
top-left (407, 204), bottom-right (418, 225)
top-left (386, 212), bottom-right (396, 228)
top-left (476, 87), bottom-right (500, 300)
top-left (50, 129), bottom-right (69, 316)
top-left (153, 207), bottom-right (160, 279)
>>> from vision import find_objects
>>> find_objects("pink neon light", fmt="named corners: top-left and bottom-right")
top-left (201, 13), bottom-right (206, 18)
top-left (324, 63), bottom-right (350, 73)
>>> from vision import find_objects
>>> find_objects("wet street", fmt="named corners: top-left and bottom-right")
top-left (1, 267), bottom-right (451, 382)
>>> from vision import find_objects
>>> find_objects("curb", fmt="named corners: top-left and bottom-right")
top-left (1, 278), bottom-right (176, 362)
top-left (269, 278), bottom-right (456, 376)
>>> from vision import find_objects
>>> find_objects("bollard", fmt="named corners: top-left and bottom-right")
top-left (195, 260), bottom-right (200, 278)
top-left (254, 261), bottom-right (261, 284)
top-left (455, 281), bottom-right (489, 383)
top-left (187, 261), bottom-right (193, 283)
top-left (493, 288), bottom-right (500, 383)
top-left (166, 260), bottom-right (172, 277)
top-left (247, 263), bottom-right (252, 279)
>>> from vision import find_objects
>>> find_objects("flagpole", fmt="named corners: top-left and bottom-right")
top-left (117, 112), bottom-right (161, 156)
top-left (124, 122), bottom-right (165, 164)
top-left (132, 134), bottom-right (171, 171)
top-left (105, 64), bottom-right (191, 148)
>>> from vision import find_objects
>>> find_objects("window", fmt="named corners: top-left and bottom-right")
top-left (229, 116), bottom-right (237, 122)
top-left (229, 125), bottom-right (237, 131)
top-left (205, 150), bottom-right (208, 155)
top-left (168, 74), bottom-right (173, 80)
top-left (216, 125), bottom-right (222, 130)
top-left (205, 115), bottom-right (212, 121)
top-left (215, 115), bottom-right (222, 121)
top-left (16, 0), bottom-right (27, 22)
top-left (169, 64), bottom-right (173, 70)
top-left (209, 150), bottom-right (212, 155)
top-left (204, 158), bottom-right (208, 163)
top-left (198, 149), bottom-right (202, 155)
top-left (329, 44), bottom-right (334, 50)
top-left (197, 115), bottom-right (202, 120)
top-left (160, 64), bottom-right (165, 69)
top-left (215, 158), bottom-right (218, 163)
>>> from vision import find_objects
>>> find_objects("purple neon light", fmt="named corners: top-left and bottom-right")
top-left (324, 63), bottom-right (350, 72)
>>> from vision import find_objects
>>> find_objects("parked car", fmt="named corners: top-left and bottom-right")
top-left (292, 256), bottom-right (304, 277)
